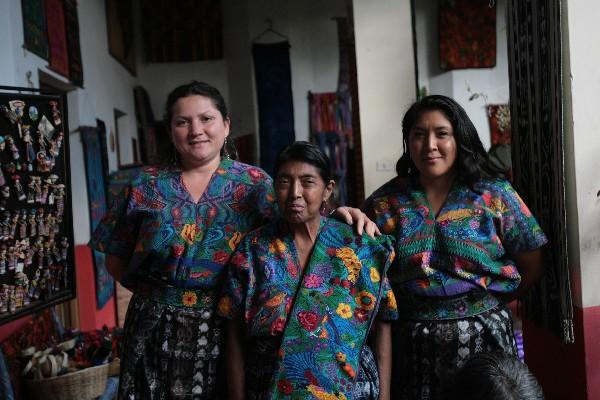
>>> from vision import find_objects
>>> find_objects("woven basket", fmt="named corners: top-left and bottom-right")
top-left (24, 363), bottom-right (109, 400)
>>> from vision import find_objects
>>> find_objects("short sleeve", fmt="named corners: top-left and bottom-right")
top-left (217, 236), bottom-right (255, 320)
top-left (88, 184), bottom-right (139, 259)
top-left (491, 180), bottom-right (548, 254)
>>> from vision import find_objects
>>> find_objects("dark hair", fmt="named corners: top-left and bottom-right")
top-left (396, 95), bottom-right (504, 186)
top-left (448, 352), bottom-right (544, 400)
top-left (164, 81), bottom-right (229, 123)
top-left (163, 81), bottom-right (233, 164)
top-left (274, 141), bottom-right (332, 183)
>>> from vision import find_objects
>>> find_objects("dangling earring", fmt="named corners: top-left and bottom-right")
top-left (223, 137), bottom-right (231, 160)
top-left (320, 200), bottom-right (327, 216)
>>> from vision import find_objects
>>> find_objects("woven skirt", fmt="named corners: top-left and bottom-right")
top-left (391, 303), bottom-right (518, 400)
top-left (245, 337), bottom-right (380, 400)
top-left (118, 293), bottom-right (223, 400)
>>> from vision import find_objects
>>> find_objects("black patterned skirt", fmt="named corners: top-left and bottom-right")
top-left (391, 303), bottom-right (517, 400)
top-left (118, 293), bottom-right (223, 399)
top-left (245, 337), bottom-right (380, 400)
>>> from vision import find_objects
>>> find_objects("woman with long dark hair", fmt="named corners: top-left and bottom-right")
top-left (363, 95), bottom-right (547, 399)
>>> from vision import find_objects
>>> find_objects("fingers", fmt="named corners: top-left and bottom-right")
top-left (364, 220), bottom-right (381, 238)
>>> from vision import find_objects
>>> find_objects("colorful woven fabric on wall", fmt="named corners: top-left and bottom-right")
top-left (141, 0), bottom-right (223, 62)
top-left (64, 0), bottom-right (83, 87)
top-left (80, 126), bottom-right (114, 309)
top-left (45, 0), bottom-right (69, 77)
top-left (439, 0), bottom-right (496, 70)
top-left (487, 104), bottom-right (511, 146)
top-left (252, 41), bottom-right (295, 176)
top-left (21, 0), bottom-right (48, 60)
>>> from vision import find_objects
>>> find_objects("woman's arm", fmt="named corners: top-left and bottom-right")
top-left (373, 320), bottom-right (392, 400)
top-left (330, 207), bottom-right (381, 238)
top-left (501, 248), bottom-right (544, 303)
top-left (226, 318), bottom-right (245, 400)
top-left (105, 254), bottom-right (128, 282)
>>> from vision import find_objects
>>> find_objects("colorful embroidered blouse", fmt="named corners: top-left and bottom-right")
top-left (218, 217), bottom-right (398, 337)
top-left (363, 177), bottom-right (548, 297)
top-left (89, 159), bottom-right (276, 304)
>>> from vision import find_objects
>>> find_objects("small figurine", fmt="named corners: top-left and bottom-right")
top-left (23, 125), bottom-right (36, 171)
top-left (37, 208), bottom-right (46, 236)
top-left (18, 209), bottom-right (27, 238)
top-left (55, 184), bottom-right (65, 217)
top-left (60, 236), bottom-right (70, 265)
top-left (8, 286), bottom-right (16, 313)
top-left (49, 100), bottom-right (62, 126)
top-left (7, 246), bottom-right (16, 271)
top-left (0, 284), bottom-right (8, 313)
top-left (28, 209), bottom-right (37, 237)
top-left (0, 245), bottom-right (6, 274)
top-left (5, 135), bottom-right (20, 162)
top-left (12, 175), bottom-right (26, 201)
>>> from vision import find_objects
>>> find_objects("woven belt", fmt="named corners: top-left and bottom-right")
top-left (397, 291), bottom-right (500, 321)
top-left (135, 281), bottom-right (216, 310)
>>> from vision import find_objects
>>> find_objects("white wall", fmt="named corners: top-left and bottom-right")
top-left (415, 0), bottom-right (510, 150)
top-left (352, 0), bottom-right (416, 196)
top-left (0, 0), bottom-right (139, 245)
top-left (563, 0), bottom-right (600, 308)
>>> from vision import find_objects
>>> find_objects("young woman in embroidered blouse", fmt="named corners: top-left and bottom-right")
top-left (362, 95), bottom-right (547, 400)
top-left (90, 82), bottom-right (377, 399)
top-left (219, 142), bottom-right (398, 400)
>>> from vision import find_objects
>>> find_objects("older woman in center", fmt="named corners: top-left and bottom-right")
top-left (218, 141), bottom-right (398, 400)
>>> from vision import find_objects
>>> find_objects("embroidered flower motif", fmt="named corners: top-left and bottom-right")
top-left (212, 249), bottom-right (230, 264)
top-left (353, 307), bottom-right (369, 323)
top-left (270, 316), bottom-right (286, 335)
top-left (305, 273), bottom-right (324, 289)
top-left (180, 223), bottom-right (197, 244)
top-left (277, 379), bottom-right (293, 395)
top-left (336, 303), bottom-right (352, 319)
top-left (307, 384), bottom-right (347, 400)
top-left (269, 238), bottom-right (287, 254)
top-left (386, 290), bottom-right (397, 310)
top-left (335, 247), bottom-right (361, 283)
top-left (369, 267), bottom-right (380, 282)
top-left (217, 296), bottom-right (232, 316)
top-left (297, 310), bottom-right (319, 331)
top-left (355, 291), bottom-right (376, 310)
top-left (172, 244), bottom-right (185, 258)
top-left (182, 291), bottom-right (197, 307)
top-left (228, 231), bottom-right (242, 250)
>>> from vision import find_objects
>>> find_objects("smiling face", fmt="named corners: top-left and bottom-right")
top-left (408, 109), bottom-right (458, 184)
top-left (275, 161), bottom-right (334, 226)
top-left (169, 95), bottom-right (230, 169)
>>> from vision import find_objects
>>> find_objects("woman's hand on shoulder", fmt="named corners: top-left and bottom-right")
top-left (330, 206), bottom-right (381, 238)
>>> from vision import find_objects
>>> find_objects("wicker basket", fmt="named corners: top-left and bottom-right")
top-left (24, 363), bottom-right (109, 400)
top-left (108, 357), bottom-right (120, 377)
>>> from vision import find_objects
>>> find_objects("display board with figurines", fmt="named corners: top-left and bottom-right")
top-left (0, 86), bottom-right (75, 325)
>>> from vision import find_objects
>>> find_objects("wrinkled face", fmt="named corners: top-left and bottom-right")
top-left (275, 161), bottom-right (334, 225)
top-left (408, 110), bottom-right (457, 183)
top-left (169, 95), bottom-right (230, 168)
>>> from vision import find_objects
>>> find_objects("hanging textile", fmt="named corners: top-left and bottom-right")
top-left (309, 92), bottom-right (351, 206)
top-left (507, 0), bottom-right (573, 343)
top-left (252, 42), bottom-right (295, 176)
top-left (45, 0), bottom-right (69, 78)
top-left (21, 0), bottom-right (49, 60)
top-left (63, 0), bottom-right (83, 87)
top-left (80, 126), bottom-right (114, 308)
top-left (141, 0), bottom-right (223, 62)
top-left (439, 0), bottom-right (496, 70)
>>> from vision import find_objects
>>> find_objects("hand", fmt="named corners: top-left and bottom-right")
top-left (330, 206), bottom-right (381, 238)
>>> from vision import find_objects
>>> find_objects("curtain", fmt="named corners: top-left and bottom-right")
top-left (507, 0), bottom-right (573, 343)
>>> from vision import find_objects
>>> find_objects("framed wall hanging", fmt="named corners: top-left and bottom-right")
top-left (0, 86), bottom-right (76, 325)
